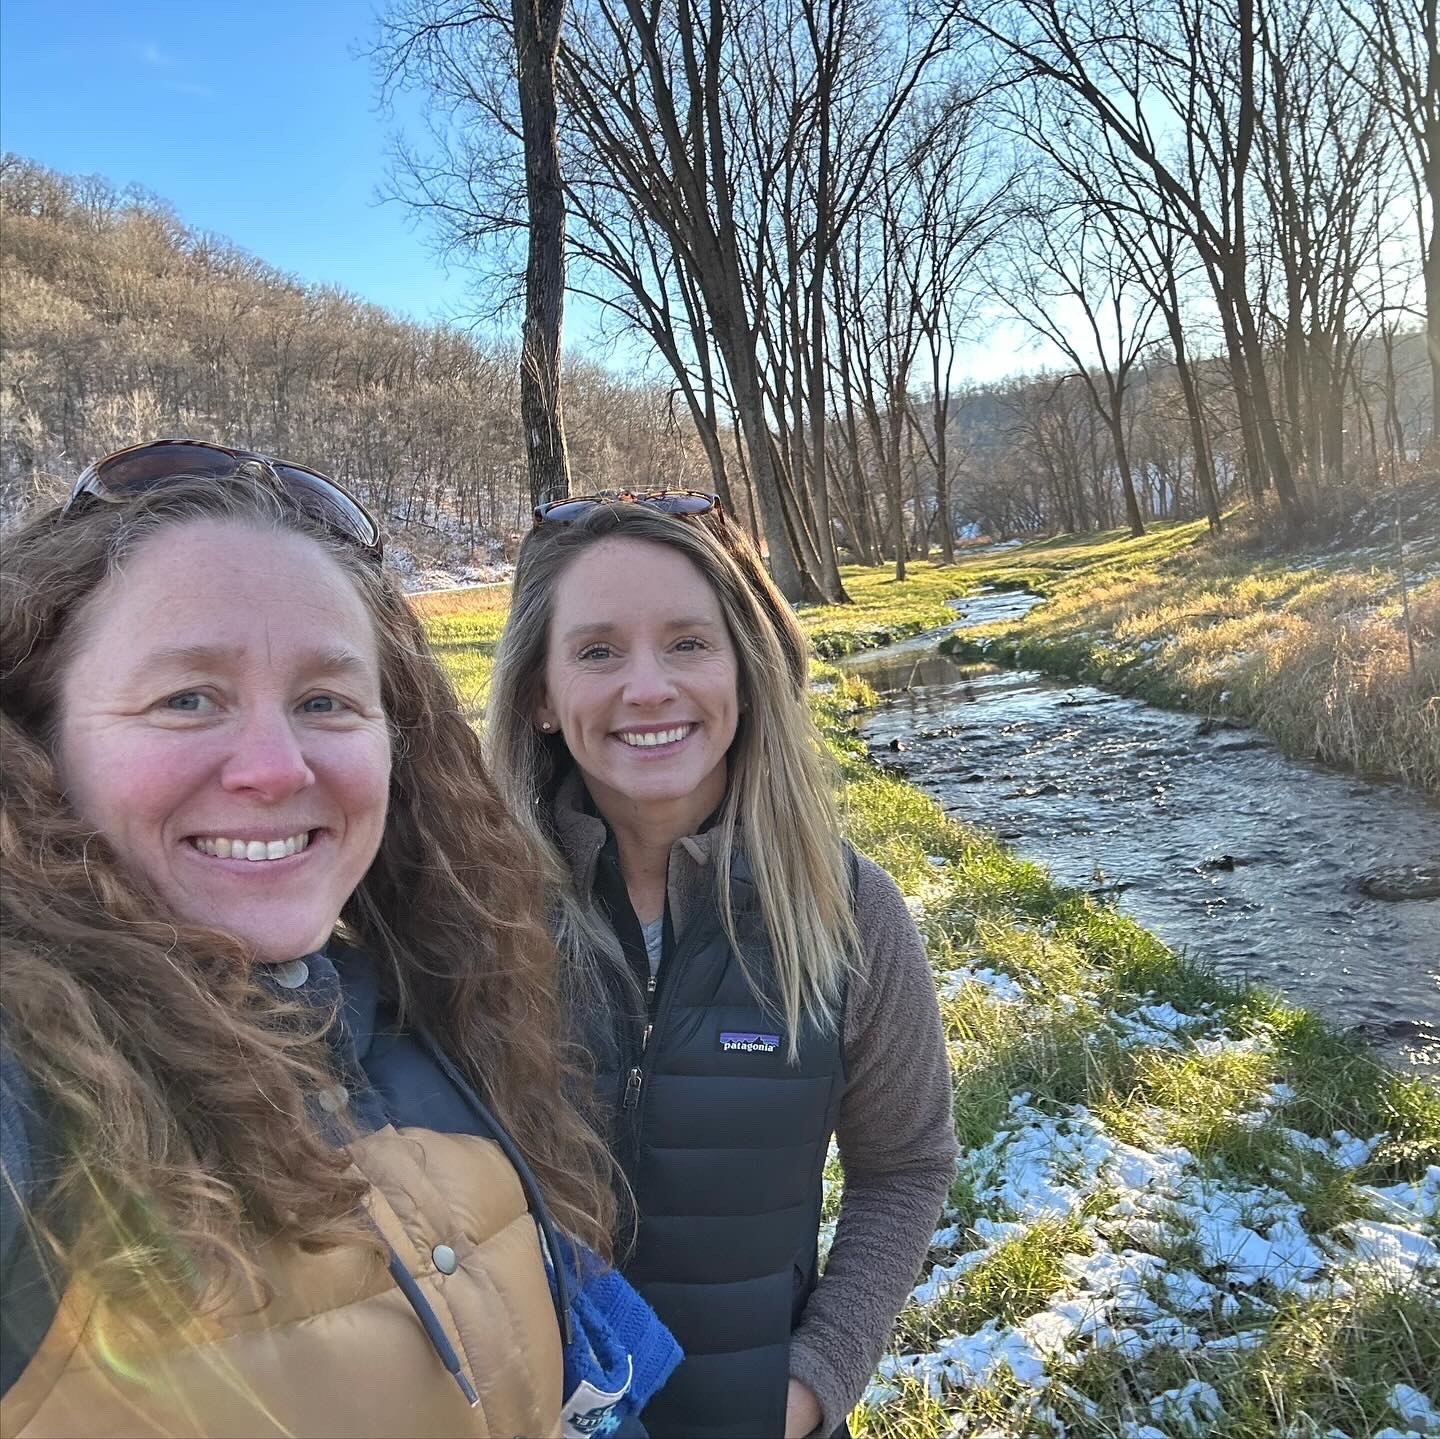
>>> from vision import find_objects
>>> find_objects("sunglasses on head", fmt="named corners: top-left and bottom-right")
top-left (532, 489), bottom-right (724, 529)
top-left (64, 439), bottom-right (383, 562)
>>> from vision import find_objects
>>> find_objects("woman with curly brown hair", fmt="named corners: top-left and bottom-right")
top-left (0, 443), bottom-right (677, 1439)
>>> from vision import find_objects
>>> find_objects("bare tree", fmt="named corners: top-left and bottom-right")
top-left (513, 0), bottom-right (573, 504)
top-left (965, 0), bottom-right (1310, 524)
top-left (990, 192), bottom-right (1156, 534)
top-left (901, 90), bottom-right (1008, 561)
top-left (377, 0), bottom-right (573, 507)
top-left (1338, 0), bottom-right (1438, 445)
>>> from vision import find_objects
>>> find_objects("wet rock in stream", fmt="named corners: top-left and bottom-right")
top-left (1357, 863), bottom-right (1440, 902)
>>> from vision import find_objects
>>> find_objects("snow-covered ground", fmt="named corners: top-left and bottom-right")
top-left (844, 944), bottom-right (1440, 1437)
top-left (384, 539), bottom-right (514, 594)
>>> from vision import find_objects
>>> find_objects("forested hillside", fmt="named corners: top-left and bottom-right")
top-left (3, 138), bottom-right (1432, 575)
top-left (0, 155), bottom-right (713, 561)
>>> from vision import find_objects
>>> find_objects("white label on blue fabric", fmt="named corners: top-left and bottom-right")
top-left (561, 1359), bottom-right (633, 1438)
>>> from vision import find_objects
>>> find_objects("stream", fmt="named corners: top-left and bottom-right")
top-left (841, 592), bottom-right (1440, 1071)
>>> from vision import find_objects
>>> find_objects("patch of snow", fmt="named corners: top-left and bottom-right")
top-left (862, 966), bottom-right (1439, 1434)
top-left (1203, 1328), bottom-right (1266, 1351)
top-left (1148, 1379), bottom-right (1223, 1435)
top-left (937, 965), bottom-right (1028, 1006)
top-left (909, 1246), bottom-right (993, 1306)
top-left (1365, 1167), bottom-right (1440, 1224)
top-left (1331, 1131), bottom-right (1380, 1168)
top-left (1337, 1220), bottom-right (1440, 1280)
top-left (1389, 1384), bottom-right (1440, 1434)
top-left (1112, 1002), bottom-right (1213, 1050)
top-left (1188, 1207), bottom-right (1326, 1287)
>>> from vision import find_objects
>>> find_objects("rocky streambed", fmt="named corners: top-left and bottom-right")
top-left (841, 592), bottom-right (1440, 1069)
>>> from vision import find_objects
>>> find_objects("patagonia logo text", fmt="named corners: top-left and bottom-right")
top-left (719, 1030), bottom-right (781, 1054)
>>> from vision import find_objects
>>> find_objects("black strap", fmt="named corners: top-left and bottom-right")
top-left (412, 1030), bottom-right (574, 1346)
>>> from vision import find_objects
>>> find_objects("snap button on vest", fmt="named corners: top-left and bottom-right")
top-left (432, 1244), bottom-right (458, 1274)
top-left (271, 958), bottom-right (309, 989)
top-left (318, 1084), bottom-right (349, 1114)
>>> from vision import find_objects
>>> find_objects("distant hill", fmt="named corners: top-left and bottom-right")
top-left (0, 154), bottom-right (713, 567)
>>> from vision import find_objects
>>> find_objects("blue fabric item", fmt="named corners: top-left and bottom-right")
top-left (555, 1237), bottom-right (681, 1438)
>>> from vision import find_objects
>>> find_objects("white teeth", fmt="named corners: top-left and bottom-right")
top-left (192, 831), bottom-right (311, 862)
top-left (619, 726), bottom-right (691, 748)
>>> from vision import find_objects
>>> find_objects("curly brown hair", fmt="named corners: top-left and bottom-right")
top-left (0, 474), bottom-right (614, 1321)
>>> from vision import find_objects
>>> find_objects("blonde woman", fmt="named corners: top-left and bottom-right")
top-left (486, 496), bottom-right (957, 1438)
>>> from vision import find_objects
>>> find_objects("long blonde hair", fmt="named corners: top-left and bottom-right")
top-left (0, 474), bottom-right (615, 1327)
top-left (485, 505), bottom-right (857, 1054)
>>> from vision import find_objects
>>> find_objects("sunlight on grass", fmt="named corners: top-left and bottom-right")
top-left (924, 522), bottom-right (1437, 790)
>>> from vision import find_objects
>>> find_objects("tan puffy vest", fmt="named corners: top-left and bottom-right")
top-left (0, 1124), bottom-right (562, 1439)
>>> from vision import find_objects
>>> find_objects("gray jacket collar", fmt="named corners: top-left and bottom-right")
top-left (549, 768), bottom-right (722, 932)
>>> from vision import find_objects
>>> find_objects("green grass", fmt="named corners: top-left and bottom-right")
top-left (411, 605), bottom-right (508, 717)
top-left (1045, 1282), bottom-right (1440, 1438)
top-left (895, 1218), bottom-right (1092, 1349)
top-left (799, 565), bottom-right (967, 658)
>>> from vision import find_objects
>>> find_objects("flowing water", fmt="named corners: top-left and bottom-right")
top-left (841, 591), bottom-right (1440, 1070)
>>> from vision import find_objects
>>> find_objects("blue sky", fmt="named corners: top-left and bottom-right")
top-left (0, 0), bottom-right (476, 324)
top-left (0, 0), bottom-right (1045, 380)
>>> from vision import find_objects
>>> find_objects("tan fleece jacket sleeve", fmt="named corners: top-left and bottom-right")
top-left (787, 854), bottom-right (958, 1435)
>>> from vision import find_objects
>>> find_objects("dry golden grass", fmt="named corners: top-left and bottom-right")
top-left (407, 582), bottom-right (512, 619)
top-left (951, 529), bottom-right (1439, 792)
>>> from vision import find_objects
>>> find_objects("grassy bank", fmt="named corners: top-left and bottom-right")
top-left (928, 518), bottom-right (1439, 795)
top-left (815, 668), bottom-right (1439, 1438)
top-left (418, 586), bottom-right (1439, 1438)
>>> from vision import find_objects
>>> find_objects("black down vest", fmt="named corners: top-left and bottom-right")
top-left (584, 848), bottom-right (847, 1439)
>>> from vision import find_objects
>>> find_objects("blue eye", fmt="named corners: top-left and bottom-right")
top-left (674, 637), bottom-right (705, 652)
top-left (301, 695), bottom-right (340, 713)
top-left (578, 644), bottom-right (613, 661)
top-left (164, 692), bottom-right (208, 712)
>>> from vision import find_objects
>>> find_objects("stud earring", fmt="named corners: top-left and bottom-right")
top-left (540, 720), bottom-right (554, 732)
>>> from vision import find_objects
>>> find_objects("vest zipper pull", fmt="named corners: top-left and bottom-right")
top-left (622, 1066), bottom-right (644, 1109)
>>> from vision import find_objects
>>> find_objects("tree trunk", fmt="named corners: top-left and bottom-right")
top-left (933, 352), bottom-right (954, 563)
top-left (728, 338), bottom-right (821, 601)
top-left (1108, 402), bottom-right (1145, 538)
top-left (1160, 273), bottom-right (1222, 532)
top-left (888, 400), bottom-right (907, 579)
top-left (1427, 211), bottom-right (1440, 448)
top-left (513, 0), bottom-right (571, 507)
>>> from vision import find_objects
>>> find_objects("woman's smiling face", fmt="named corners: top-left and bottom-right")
top-left (538, 537), bottom-right (740, 836)
top-left (54, 518), bottom-right (392, 963)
